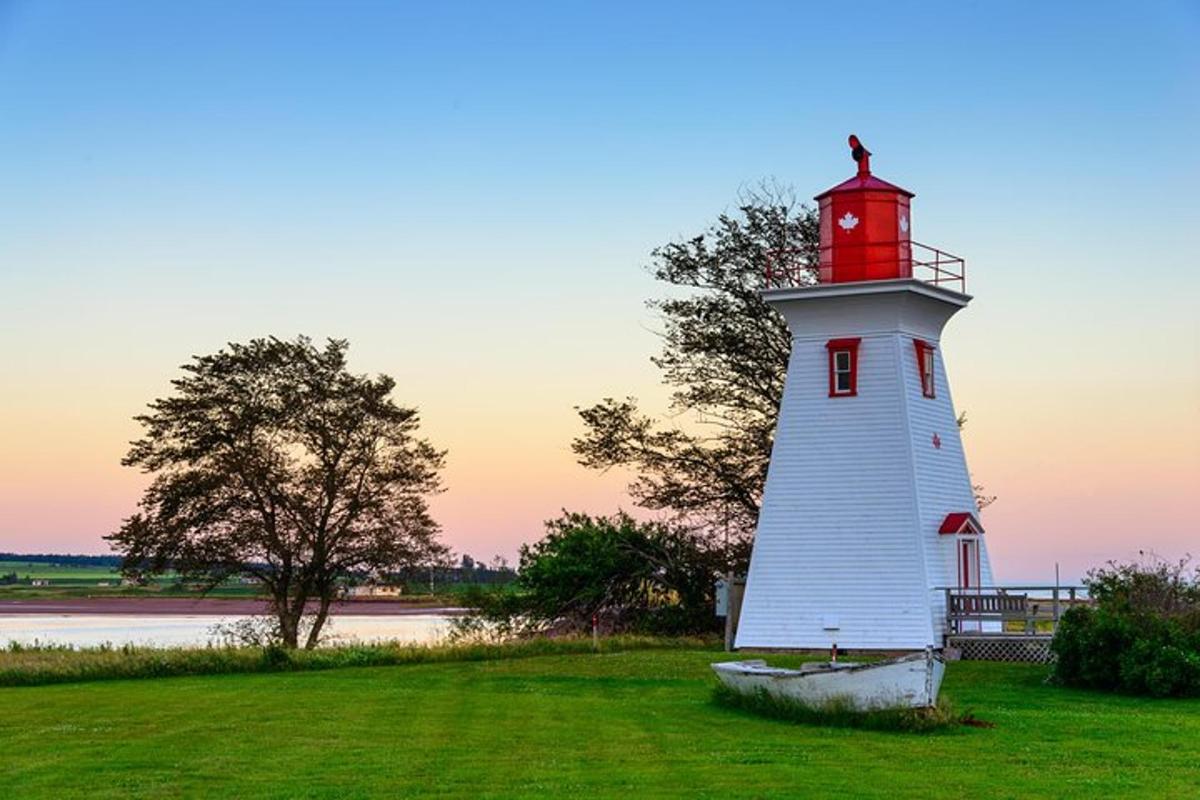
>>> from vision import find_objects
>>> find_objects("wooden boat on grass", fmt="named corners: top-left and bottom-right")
top-left (711, 648), bottom-right (944, 711)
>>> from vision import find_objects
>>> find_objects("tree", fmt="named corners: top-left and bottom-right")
top-left (108, 336), bottom-right (447, 648)
top-left (573, 190), bottom-right (991, 571)
top-left (574, 190), bottom-right (817, 570)
top-left (460, 511), bottom-right (724, 637)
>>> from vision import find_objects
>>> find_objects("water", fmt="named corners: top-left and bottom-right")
top-left (0, 614), bottom-right (454, 649)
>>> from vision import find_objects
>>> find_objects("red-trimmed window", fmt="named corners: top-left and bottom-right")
top-left (826, 338), bottom-right (861, 397)
top-left (913, 339), bottom-right (936, 398)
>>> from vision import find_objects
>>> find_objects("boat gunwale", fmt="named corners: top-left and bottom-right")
top-left (712, 650), bottom-right (939, 679)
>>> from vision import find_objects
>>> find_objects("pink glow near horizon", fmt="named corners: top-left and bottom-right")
top-left (3, 341), bottom-right (1196, 585)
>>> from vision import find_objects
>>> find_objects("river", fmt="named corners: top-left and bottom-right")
top-left (0, 610), bottom-right (456, 649)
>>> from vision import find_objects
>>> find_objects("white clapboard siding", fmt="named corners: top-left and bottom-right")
top-left (901, 342), bottom-right (995, 637)
top-left (735, 280), bottom-right (993, 650)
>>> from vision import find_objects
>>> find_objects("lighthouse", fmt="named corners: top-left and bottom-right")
top-left (734, 136), bottom-right (993, 651)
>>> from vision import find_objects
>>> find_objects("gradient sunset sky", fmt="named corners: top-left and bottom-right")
top-left (1, 2), bottom-right (1197, 582)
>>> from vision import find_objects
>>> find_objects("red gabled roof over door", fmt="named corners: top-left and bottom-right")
top-left (939, 512), bottom-right (984, 535)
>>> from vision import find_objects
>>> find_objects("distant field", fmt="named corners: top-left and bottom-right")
top-left (0, 559), bottom-right (499, 602)
top-left (1, 647), bottom-right (1197, 798)
top-left (0, 560), bottom-right (252, 599)
top-left (0, 561), bottom-right (122, 581)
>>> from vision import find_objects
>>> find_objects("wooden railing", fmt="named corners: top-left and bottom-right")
top-left (941, 586), bottom-right (1089, 635)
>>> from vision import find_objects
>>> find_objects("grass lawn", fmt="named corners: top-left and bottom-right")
top-left (1, 648), bottom-right (1197, 799)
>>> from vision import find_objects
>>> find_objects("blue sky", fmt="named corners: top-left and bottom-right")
top-left (1, 1), bottom-right (1197, 580)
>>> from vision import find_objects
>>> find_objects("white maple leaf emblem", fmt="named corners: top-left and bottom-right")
top-left (899, 214), bottom-right (909, 233)
top-left (838, 212), bottom-right (859, 231)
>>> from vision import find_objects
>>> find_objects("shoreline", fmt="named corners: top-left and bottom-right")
top-left (0, 597), bottom-right (467, 617)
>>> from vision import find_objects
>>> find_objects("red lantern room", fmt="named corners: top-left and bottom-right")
top-left (815, 135), bottom-right (914, 284)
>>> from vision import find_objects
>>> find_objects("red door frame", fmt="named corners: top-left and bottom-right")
top-left (958, 537), bottom-right (981, 589)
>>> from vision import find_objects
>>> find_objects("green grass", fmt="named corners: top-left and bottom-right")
top-left (0, 559), bottom-right (210, 598)
top-left (0, 560), bottom-right (122, 581)
top-left (0, 559), bottom-right (488, 602)
top-left (0, 582), bottom-right (264, 600)
top-left (0, 636), bottom-right (708, 687)
top-left (1, 646), bottom-right (1197, 798)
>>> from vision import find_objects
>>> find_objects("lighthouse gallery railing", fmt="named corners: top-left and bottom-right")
top-left (765, 240), bottom-right (967, 293)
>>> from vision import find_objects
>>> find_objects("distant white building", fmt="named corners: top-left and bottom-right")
top-left (346, 585), bottom-right (403, 599)
top-left (735, 139), bottom-right (994, 652)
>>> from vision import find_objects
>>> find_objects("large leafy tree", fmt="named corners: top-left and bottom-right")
top-left (108, 336), bottom-right (447, 648)
top-left (574, 191), bottom-right (818, 569)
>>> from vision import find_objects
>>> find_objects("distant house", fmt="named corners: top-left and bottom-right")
top-left (30, 579), bottom-right (50, 587)
top-left (96, 581), bottom-right (112, 587)
top-left (346, 585), bottom-right (403, 599)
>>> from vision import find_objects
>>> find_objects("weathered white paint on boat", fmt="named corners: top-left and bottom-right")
top-left (712, 649), bottom-right (945, 711)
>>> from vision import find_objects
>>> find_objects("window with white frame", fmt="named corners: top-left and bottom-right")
top-left (914, 339), bottom-right (936, 398)
top-left (833, 350), bottom-right (853, 393)
top-left (825, 338), bottom-right (861, 397)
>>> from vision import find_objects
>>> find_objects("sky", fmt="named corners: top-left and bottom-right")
top-left (0, 1), bottom-right (1197, 583)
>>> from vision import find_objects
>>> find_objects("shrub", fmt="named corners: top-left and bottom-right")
top-left (456, 511), bottom-right (724, 638)
top-left (1051, 557), bottom-right (1200, 697)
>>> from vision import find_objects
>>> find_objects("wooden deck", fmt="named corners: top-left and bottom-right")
top-left (717, 581), bottom-right (1088, 661)
top-left (942, 586), bottom-right (1088, 662)
top-left (943, 586), bottom-right (1086, 634)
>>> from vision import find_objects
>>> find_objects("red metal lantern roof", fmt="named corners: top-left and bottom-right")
top-left (938, 512), bottom-right (984, 535)
top-left (814, 173), bottom-right (915, 201)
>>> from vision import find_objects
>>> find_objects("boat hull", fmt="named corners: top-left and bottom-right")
top-left (712, 650), bottom-right (944, 711)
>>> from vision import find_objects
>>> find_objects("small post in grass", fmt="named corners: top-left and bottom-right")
top-left (592, 613), bottom-right (599, 652)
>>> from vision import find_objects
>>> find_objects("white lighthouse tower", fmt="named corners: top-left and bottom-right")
top-left (735, 136), bottom-right (994, 651)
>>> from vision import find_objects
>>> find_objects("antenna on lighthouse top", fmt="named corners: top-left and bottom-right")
top-left (848, 134), bottom-right (871, 177)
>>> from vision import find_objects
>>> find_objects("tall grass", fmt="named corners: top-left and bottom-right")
top-left (712, 683), bottom-right (962, 733)
top-left (0, 635), bottom-right (717, 688)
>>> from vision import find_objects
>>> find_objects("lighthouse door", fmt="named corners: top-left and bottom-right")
top-left (959, 538), bottom-right (981, 589)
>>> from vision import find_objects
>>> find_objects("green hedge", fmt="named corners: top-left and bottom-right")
top-left (1051, 560), bottom-right (1200, 697)
top-left (1051, 607), bottom-right (1200, 697)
